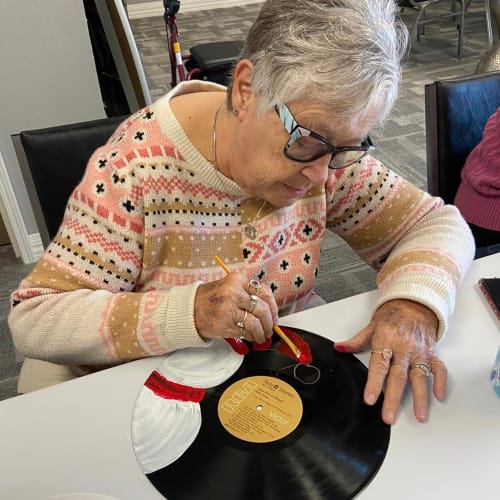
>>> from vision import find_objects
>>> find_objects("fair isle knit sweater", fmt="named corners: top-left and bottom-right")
top-left (9, 81), bottom-right (474, 392)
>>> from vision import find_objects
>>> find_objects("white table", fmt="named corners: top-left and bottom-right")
top-left (1, 254), bottom-right (498, 500)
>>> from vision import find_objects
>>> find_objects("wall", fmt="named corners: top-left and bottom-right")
top-left (0, 0), bottom-right (106, 261)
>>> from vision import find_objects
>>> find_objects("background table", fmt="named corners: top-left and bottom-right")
top-left (1, 253), bottom-right (498, 499)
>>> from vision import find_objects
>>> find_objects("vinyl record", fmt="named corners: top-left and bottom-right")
top-left (145, 328), bottom-right (390, 499)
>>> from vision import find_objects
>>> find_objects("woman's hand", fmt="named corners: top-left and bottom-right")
top-left (334, 299), bottom-right (447, 425)
top-left (194, 272), bottom-right (279, 344)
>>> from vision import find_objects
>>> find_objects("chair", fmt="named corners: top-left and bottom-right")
top-left (12, 115), bottom-right (126, 247)
top-left (424, 71), bottom-right (500, 250)
top-left (398, 0), bottom-right (466, 58)
top-left (476, 0), bottom-right (500, 73)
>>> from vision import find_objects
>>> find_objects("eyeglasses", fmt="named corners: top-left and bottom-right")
top-left (275, 104), bottom-right (375, 169)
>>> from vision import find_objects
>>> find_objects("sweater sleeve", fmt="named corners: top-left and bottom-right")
top-left (8, 109), bottom-right (208, 367)
top-left (325, 156), bottom-right (475, 340)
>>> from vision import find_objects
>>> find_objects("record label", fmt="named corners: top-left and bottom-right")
top-left (217, 375), bottom-right (303, 443)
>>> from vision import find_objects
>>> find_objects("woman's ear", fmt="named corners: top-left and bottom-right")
top-left (231, 59), bottom-right (254, 118)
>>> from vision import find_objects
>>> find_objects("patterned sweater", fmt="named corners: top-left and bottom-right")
top-left (9, 81), bottom-right (474, 392)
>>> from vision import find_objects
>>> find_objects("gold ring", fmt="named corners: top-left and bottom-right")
top-left (247, 278), bottom-right (262, 295)
top-left (235, 310), bottom-right (248, 342)
top-left (371, 348), bottom-right (393, 361)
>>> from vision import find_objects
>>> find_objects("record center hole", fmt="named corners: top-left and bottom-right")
top-left (256, 404), bottom-right (263, 411)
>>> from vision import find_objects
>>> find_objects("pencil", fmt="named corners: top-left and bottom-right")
top-left (213, 255), bottom-right (231, 275)
top-left (213, 255), bottom-right (307, 362)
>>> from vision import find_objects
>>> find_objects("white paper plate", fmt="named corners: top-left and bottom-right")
top-left (156, 338), bottom-right (244, 387)
top-left (132, 387), bottom-right (201, 474)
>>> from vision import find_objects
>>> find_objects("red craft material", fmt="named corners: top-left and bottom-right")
top-left (144, 370), bottom-right (205, 402)
top-left (275, 326), bottom-right (313, 364)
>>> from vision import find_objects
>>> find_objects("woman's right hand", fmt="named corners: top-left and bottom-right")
top-left (194, 273), bottom-right (279, 344)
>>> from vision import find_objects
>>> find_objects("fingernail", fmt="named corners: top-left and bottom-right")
top-left (384, 411), bottom-right (395, 425)
top-left (334, 344), bottom-right (347, 352)
top-left (366, 393), bottom-right (376, 405)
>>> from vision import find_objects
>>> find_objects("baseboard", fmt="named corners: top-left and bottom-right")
top-left (127, 0), bottom-right (263, 19)
top-left (28, 233), bottom-right (44, 261)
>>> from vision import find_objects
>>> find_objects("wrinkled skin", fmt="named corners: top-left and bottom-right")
top-left (335, 299), bottom-right (447, 425)
top-left (194, 272), bottom-right (278, 345)
top-left (196, 273), bottom-right (446, 425)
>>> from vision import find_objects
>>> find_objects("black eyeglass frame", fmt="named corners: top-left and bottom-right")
top-left (274, 104), bottom-right (375, 169)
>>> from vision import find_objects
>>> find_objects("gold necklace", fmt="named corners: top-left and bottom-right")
top-left (244, 200), bottom-right (267, 240)
top-left (209, 104), bottom-right (266, 239)
top-left (209, 102), bottom-right (224, 166)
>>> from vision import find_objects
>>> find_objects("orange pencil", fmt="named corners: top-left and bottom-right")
top-left (213, 255), bottom-right (308, 363)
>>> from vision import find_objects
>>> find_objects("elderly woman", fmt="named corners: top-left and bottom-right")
top-left (9, 0), bottom-right (473, 425)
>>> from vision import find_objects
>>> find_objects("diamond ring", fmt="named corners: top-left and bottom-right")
top-left (413, 361), bottom-right (431, 377)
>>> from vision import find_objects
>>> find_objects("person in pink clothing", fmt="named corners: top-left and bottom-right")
top-left (454, 106), bottom-right (500, 258)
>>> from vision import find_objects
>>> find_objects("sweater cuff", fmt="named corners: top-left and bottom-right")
top-left (374, 282), bottom-right (453, 342)
top-left (153, 282), bottom-right (212, 351)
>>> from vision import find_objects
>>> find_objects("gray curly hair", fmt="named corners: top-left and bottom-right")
top-left (227, 0), bottom-right (409, 125)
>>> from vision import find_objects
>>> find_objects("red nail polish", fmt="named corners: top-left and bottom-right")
top-left (334, 344), bottom-right (346, 352)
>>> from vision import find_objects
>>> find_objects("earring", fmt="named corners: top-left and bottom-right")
top-left (233, 109), bottom-right (239, 117)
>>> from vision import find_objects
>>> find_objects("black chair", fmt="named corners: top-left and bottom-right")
top-left (12, 115), bottom-right (126, 247)
top-left (424, 71), bottom-right (500, 252)
top-left (398, 0), bottom-right (466, 59)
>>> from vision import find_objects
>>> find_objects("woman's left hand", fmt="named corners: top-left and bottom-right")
top-left (334, 299), bottom-right (447, 425)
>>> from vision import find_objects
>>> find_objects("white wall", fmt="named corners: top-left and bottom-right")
top-left (0, 0), bottom-right (106, 261)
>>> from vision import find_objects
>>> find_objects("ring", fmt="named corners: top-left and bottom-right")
top-left (235, 310), bottom-right (248, 342)
top-left (248, 294), bottom-right (259, 313)
top-left (371, 348), bottom-right (393, 361)
top-left (413, 362), bottom-right (431, 377)
top-left (247, 278), bottom-right (262, 295)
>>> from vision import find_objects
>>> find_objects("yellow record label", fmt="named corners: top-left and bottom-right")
top-left (217, 375), bottom-right (303, 443)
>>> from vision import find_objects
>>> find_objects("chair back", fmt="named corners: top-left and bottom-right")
top-left (13, 116), bottom-right (125, 246)
top-left (425, 71), bottom-right (500, 205)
